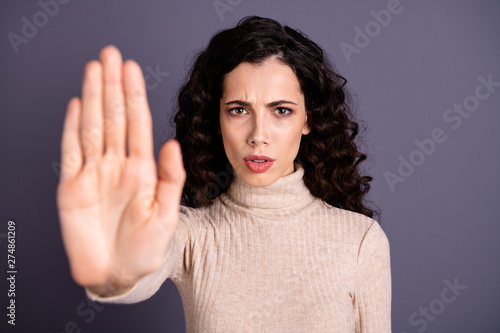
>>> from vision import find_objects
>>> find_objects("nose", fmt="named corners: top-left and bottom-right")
top-left (247, 111), bottom-right (270, 146)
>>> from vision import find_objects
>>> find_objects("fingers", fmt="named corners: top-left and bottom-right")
top-left (100, 46), bottom-right (126, 156)
top-left (60, 97), bottom-right (83, 181)
top-left (123, 60), bottom-right (154, 160)
top-left (81, 60), bottom-right (104, 162)
top-left (68, 46), bottom-right (153, 173)
top-left (156, 139), bottom-right (186, 223)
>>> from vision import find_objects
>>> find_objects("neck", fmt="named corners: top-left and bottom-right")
top-left (225, 164), bottom-right (315, 212)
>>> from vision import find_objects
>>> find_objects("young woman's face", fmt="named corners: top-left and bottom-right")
top-left (219, 57), bottom-right (311, 187)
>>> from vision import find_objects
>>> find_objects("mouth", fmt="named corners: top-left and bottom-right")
top-left (243, 155), bottom-right (275, 173)
top-left (243, 155), bottom-right (276, 163)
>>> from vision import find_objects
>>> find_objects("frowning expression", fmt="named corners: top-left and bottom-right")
top-left (219, 57), bottom-right (310, 187)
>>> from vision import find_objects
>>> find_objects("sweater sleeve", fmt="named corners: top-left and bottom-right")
top-left (353, 220), bottom-right (392, 333)
top-left (84, 213), bottom-right (189, 304)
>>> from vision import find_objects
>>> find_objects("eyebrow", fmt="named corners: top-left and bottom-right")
top-left (224, 99), bottom-right (297, 107)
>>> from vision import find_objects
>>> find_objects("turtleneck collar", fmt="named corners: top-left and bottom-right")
top-left (223, 164), bottom-right (316, 214)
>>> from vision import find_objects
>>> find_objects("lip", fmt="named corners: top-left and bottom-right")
top-left (243, 155), bottom-right (276, 162)
top-left (244, 160), bottom-right (274, 173)
top-left (243, 155), bottom-right (275, 173)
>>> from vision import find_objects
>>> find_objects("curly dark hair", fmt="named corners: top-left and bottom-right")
top-left (171, 15), bottom-right (380, 219)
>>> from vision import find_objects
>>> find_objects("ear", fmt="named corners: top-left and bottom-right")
top-left (302, 114), bottom-right (311, 135)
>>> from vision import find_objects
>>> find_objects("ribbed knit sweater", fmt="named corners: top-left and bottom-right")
top-left (86, 165), bottom-right (391, 332)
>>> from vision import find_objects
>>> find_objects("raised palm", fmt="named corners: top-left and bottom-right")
top-left (56, 46), bottom-right (185, 295)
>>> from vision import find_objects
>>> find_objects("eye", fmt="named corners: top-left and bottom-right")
top-left (228, 107), bottom-right (248, 115)
top-left (275, 107), bottom-right (293, 116)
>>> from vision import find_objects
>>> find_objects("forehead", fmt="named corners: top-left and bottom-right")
top-left (221, 58), bottom-right (303, 99)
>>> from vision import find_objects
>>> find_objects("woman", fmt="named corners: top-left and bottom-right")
top-left (57, 16), bottom-right (391, 332)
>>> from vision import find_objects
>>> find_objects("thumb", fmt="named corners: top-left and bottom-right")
top-left (156, 139), bottom-right (186, 224)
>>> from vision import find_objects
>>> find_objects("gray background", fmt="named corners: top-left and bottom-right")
top-left (1, 0), bottom-right (499, 332)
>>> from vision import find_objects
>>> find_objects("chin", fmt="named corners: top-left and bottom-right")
top-left (240, 169), bottom-right (280, 187)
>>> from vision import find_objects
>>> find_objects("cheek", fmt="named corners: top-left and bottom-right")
top-left (285, 122), bottom-right (306, 152)
top-left (275, 120), bottom-right (304, 142)
top-left (221, 127), bottom-right (242, 158)
top-left (285, 130), bottom-right (303, 149)
top-left (221, 117), bottom-right (250, 143)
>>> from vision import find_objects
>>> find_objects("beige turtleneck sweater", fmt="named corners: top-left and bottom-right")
top-left (86, 165), bottom-right (391, 332)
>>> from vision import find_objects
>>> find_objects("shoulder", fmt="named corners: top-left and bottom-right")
top-left (344, 211), bottom-right (390, 265)
top-left (315, 200), bottom-right (387, 245)
top-left (341, 208), bottom-right (387, 245)
top-left (179, 204), bottom-right (202, 221)
top-left (178, 201), bottom-right (221, 235)
top-left (340, 207), bottom-right (389, 254)
top-left (179, 201), bottom-right (217, 222)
